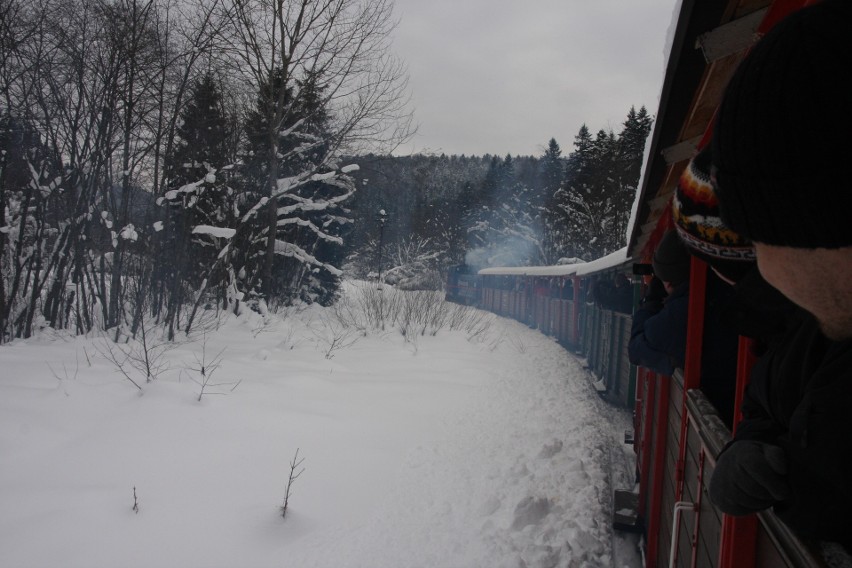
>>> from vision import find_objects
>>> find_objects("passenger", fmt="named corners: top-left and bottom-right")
top-left (673, 146), bottom-right (792, 352)
top-left (706, 0), bottom-right (852, 552)
top-left (628, 230), bottom-right (739, 425)
top-left (610, 273), bottom-right (634, 314)
top-left (628, 230), bottom-right (690, 377)
top-left (592, 277), bottom-right (615, 310)
top-left (593, 273), bottom-right (633, 314)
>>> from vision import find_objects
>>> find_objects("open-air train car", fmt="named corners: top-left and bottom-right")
top-left (475, 249), bottom-right (638, 409)
top-left (449, 0), bottom-right (846, 565)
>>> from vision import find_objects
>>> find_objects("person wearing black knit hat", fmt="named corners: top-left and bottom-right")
top-left (651, 229), bottom-right (691, 289)
top-left (712, 0), bottom-right (852, 342)
top-left (709, 0), bottom-right (852, 553)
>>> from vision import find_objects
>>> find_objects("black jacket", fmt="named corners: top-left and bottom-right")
top-left (733, 308), bottom-right (852, 549)
top-left (629, 275), bottom-right (739, 425)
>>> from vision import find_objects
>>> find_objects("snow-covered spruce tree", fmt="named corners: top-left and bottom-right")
top-left (538, 138), bottom-right (570, 265)
top-left (550, 107), bottom-right (652, 261)
top-left (229, 68), bottom-right (348, 308)
top-left (553, 126), bottom-right (616, 260)
top-left (158, 72), bottom-right (237, 337)
top-left (613, 105), bottom-right (653, 241)
top-left (180, 0), bottom-right (412, 323)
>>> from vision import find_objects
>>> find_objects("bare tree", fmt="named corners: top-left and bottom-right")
top-left (1, 0), bottom-right (414, 341)
top-left (0, 0), bottom-right (230, 341)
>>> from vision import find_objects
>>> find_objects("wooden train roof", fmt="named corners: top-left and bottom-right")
top-left (627, 0), bottom-right (775, 262)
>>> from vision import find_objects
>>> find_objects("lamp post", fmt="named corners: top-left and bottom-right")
top-left (376, 208), bottom-right (388, 285)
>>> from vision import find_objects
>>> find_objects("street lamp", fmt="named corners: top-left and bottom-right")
top-left (376, 208), bottom-right (389, 285)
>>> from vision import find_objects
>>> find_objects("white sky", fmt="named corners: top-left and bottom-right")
top-left (391, 0), bottom-right (680, 157)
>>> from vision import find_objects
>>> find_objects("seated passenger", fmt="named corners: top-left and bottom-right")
top-left (628, 230), bottom-right (691, 377)
top-left (610, 273), bottom-right (634, 314)
top-left (594, 274), bottom-right (634, 314)
top-left (628, 230), bottom-right (739, 426)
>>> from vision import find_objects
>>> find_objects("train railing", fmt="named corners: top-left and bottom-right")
top-left (633, 368), bottom-right (826, 567)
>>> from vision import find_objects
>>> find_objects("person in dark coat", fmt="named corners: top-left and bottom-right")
top-left (714, 309), bottom-right (852, 549)
top-left (628, 230), bottom-right (740, 425)
top-left (594, 273), bottom-right (633, 314)
top-left (628, 230), bottom-right (691, 377)
top-left (704, 0), bottom-right (852, 552)
top-left (673, 144), bottom-right (849, 546)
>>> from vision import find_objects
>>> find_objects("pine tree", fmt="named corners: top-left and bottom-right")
top-left (539, 138), bottom-right (568, 264)
top-left (228, 68), bottom-right (353, 308)
top-left (540, 138), bottom-right (564, 195)
top-left (169, 73), bottom-right (232, 186)
top-left (550, 108), bottom-right (652, 261)
top-left (610, 105), bottom-right (653, 251)
top-left (156, 74), bottom-right (236, 335)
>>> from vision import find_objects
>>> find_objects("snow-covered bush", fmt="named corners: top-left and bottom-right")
top-left (335, 282), bottom-right (494, 341)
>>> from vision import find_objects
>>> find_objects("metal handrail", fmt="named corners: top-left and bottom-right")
top-left (669, 501), bottom-right (697, 568)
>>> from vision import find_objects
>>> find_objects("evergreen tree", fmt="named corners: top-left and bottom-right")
top-left (540, 138), bottom-right (564, 196)
top-left (550, 108), bottom-right (652, 261)
top-left (227, 68), bottom-right (353, 308)
top-left (158, 73), bottom-right (236, 334)
top-left (539, 138), bottom-right (568, 264)
top-left (618, 106), bottom-right (653, 183)
top-left (610, 105), bottom-right (653, 250)
top-left (169, 73), bottom-right (232, 186)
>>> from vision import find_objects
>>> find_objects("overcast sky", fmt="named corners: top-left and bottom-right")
top-left (390, 0), bottom-right (680, 157)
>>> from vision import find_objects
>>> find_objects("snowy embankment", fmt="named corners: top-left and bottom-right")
top-left (0, 284), bottom-right (640, 568)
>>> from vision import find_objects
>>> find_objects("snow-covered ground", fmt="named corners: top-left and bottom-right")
top-left (0, 284), bottom-right (640, 568)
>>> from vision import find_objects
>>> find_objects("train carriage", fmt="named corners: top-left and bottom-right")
top-left (446, 0), bottom-right (848, 565)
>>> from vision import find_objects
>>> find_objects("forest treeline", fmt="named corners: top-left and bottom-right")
top-left (0, 0), bottom-right (651, 343)
top-left (345, 106), bottom-right (652, 286)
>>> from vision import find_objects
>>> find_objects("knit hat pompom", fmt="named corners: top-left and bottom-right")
top-left (673, 146), bottom-right (755, 282)
top-left (653, 230), bottom-right (691, 286)
top-left (712, 0), bottom-right (852, 249)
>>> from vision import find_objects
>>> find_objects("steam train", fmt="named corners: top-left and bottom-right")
top-left (446, 1), bottom-right (845, 566)
top-left (446, 251), bottom-right (835, 567)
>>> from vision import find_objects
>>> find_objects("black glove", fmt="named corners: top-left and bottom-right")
top-left (709, 440), bottom-right (791, 516)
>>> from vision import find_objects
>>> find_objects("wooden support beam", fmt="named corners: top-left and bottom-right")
top-left (661, 135), bottom-right (703, 165)
top-left (697, 8), bottom-right (767, 62)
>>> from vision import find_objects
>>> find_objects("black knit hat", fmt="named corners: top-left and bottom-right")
top-left (712, 0), bottom-right (852, 248)
top-left (653, 230), bottom-right (691, 286)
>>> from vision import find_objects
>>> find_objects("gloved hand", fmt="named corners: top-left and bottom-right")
top-left (709, 440), bottom-right (791, 516)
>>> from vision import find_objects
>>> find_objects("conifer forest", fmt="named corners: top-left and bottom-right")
top-left (0, 0), bottom-right (652, 343)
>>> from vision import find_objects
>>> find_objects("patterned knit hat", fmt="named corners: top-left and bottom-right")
top-left (673, 146), bottom-right (755, 263)
top-left (712, 0), bottom-right (852, 248)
